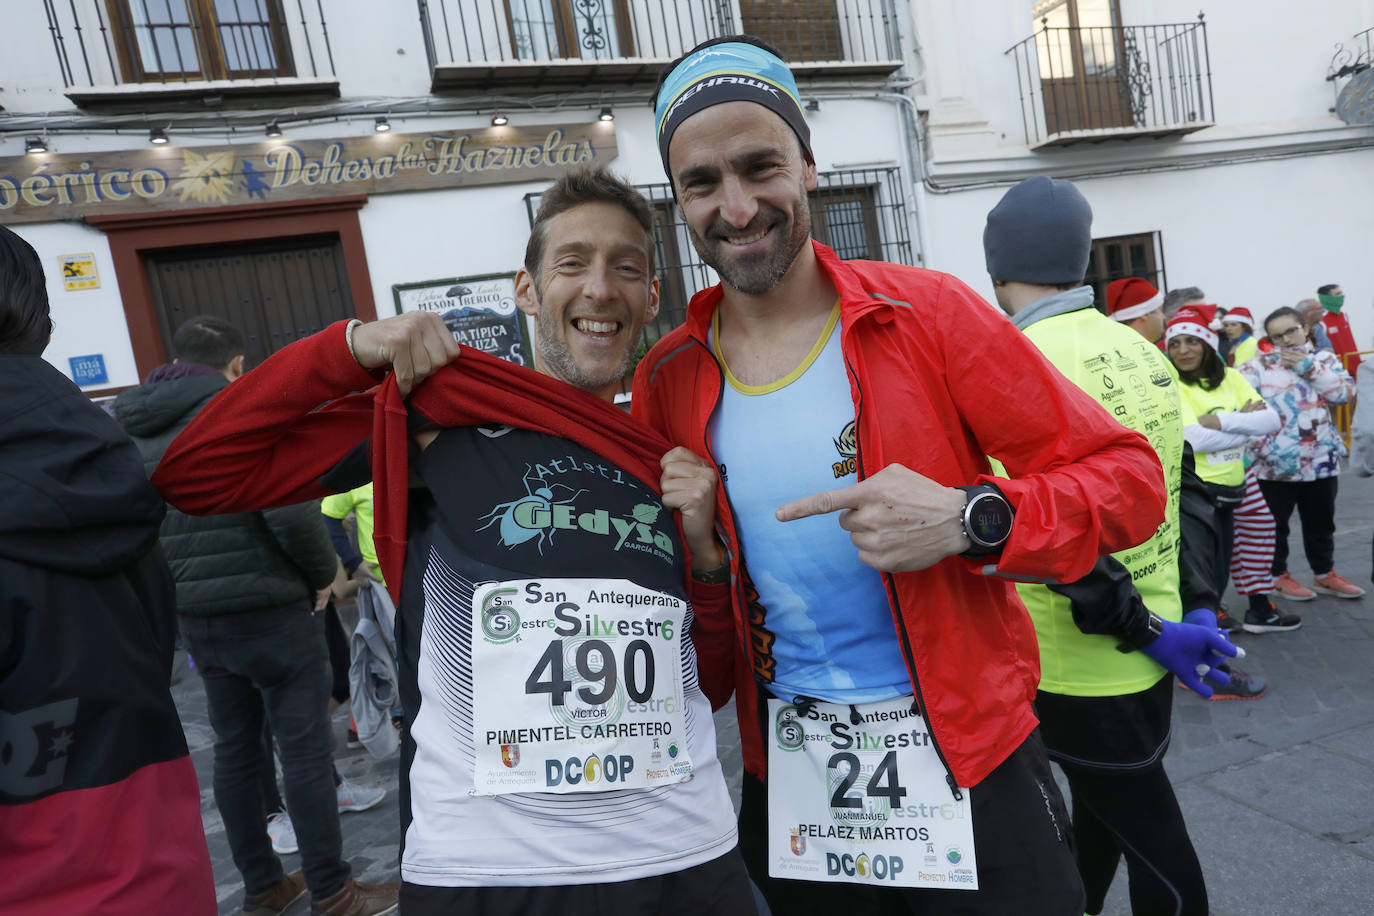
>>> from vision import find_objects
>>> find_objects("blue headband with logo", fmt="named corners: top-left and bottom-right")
top-left (654, 41), bottom-right (812, 177)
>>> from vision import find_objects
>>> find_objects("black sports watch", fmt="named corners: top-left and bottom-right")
top-left (1118, 612), bottom-right (1165, 653)
top-left (954, 484), bottom-right (1014, 558)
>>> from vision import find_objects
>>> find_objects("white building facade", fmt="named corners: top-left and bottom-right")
top-left (0, 0), bottom-right (1370, 393)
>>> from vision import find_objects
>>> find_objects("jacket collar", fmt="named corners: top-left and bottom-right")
top-left (681, 240), bottom-right (904, 345)
top-left (1010, 285), bottom-right (1096, 331)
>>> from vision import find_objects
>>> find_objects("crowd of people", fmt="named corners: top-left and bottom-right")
top-left (2, 34), bottom-right (1370, 916)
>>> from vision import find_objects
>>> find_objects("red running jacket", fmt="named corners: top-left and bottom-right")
top-left (631, 242), bottom-right (1167, 789)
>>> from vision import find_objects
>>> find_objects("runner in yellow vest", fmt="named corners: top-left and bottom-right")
top-left (985, 178), bottom-right (1235, 916)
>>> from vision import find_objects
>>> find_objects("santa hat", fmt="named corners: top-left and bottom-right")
top-left (1221, 307), bottom-right (1254, 330)
top-left (1165, 305), bottom-right (1224, 352)
top-left (1106, 278), bottom-right (1164, 323)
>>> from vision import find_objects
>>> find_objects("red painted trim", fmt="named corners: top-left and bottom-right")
top-left (87, 195), bottom-right (376, 379)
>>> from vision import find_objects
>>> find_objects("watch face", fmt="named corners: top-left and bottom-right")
top-left (967, 493), bottom-right (1013, 547)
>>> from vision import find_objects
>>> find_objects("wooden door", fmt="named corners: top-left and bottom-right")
top-left (146, 234), bottom-right (355, 369)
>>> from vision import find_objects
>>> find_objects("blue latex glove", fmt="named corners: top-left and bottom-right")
top-left (1142, 612), bottom-right (1238, 698)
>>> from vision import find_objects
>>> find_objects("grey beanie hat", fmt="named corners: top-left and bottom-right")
top-left (983, 176), bottom-right (1093, 284)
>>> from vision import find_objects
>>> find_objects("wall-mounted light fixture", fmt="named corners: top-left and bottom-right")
top-left (25, 136), bottom-right (48, 154)
top-left (149, 127), bottom-right (169, 145)
top-left (265, 121), bottom-right (283, 138)
top-left (491, 113), bottom-right (509, 126)
top-left (598, 107), bottom-right (614, 122)
top-left (374, 115), bottom-right (391, 132)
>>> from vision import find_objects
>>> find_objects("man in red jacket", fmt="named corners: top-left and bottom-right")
top-left (635, 36), bottom-right (1167, 915)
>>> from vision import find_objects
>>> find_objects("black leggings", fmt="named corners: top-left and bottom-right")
top-left (1066, 765), bottom-right (1208, 916)
top-left (1258, 476), bottom-right (1338, 576)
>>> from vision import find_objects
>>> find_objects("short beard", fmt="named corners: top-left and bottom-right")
top-left (690, 198), bottom-right (812, 296)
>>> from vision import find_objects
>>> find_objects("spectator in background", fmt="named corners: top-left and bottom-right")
top-left (1164, 306), bottom-right (1295, 645)
top-left (0, 225), bottom-right (215, 915)
top-left (1298, 299), bottom-right (1334, 353)
top-left (1163, 285), bottom-right (1206, 320)
top-left (1242, 307), bottom-right (1362, 600)
top-left (114, 316), bottom-right (397, 916)
top-left (1106, 277), bottom-right (1166, 342)
top-left (1221, 307), bottom-right (1259, 367)
top-left (1316, 284), bottom-right (1361, 378)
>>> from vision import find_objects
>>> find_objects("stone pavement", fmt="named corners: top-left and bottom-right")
top-left (173, 470), bottom-right (1374, 915)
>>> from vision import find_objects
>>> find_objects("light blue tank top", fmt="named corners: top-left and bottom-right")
top-left (708, 305), bottom-right (910, 703)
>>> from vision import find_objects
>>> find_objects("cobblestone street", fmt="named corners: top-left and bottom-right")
top-left (174, 469), bottom-right (1374, 915)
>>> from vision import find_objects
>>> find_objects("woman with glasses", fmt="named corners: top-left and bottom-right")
top-left (1239, 307), bottom-right (1362, 600)
top-left (1165, 306), bottom-right (1298, 648)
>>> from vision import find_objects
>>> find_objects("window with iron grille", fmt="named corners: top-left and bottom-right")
top-left (525, 166), bottom-right (913, 346)
top-left (1086, 231), bottom-right (1166, 312)
top-left (106, 0), bottom-right (294, 82)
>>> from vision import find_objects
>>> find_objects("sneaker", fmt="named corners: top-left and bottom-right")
top-left (1177, 664), bottom-right (1267, 700)
top-left (311, 877), bottom-right (398, 916)
top-left (1243, 600), bottom-right (1302, 634)
top-left (345, 728), bottom-right (363, 750)
top-left (266, 810), bottom-right (298, 855)
top-left (1312, 571), bottom-right (1366, 599)
top-left (1273, 571), bottom-right (1316, 601)
top-left (337, 776), bottom-right (386, 813)
top-left (243, 870), bottom-right (306, 915)
top-left (1216, 608), bottom-right (1242, 634)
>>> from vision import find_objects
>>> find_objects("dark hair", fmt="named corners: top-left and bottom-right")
top-left (1264, 305), bottom-right (1305, 335)
top-left (1170, 337), bottom-right (1227, 390)
top-left (172, 315), bottom-right (246, 370)
top-left (651, 34), bottom-right (787, 110)
top-left (1317, 284), bottom-right (1340, 296)
top-left (0, 225), bottom-right (54, 356)
top-left (524, 167), bottom-right (655, 283)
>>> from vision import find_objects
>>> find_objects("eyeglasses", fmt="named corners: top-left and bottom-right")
top-left (1269, 325), bottom-right (1306, 343)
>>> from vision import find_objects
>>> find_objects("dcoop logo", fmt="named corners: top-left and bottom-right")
top-left (826, 852), bottom-right (905, 882)
top-left (480, 587), bottom-right (521, 644)
top-left (545, 753), bottom-right (635, 787)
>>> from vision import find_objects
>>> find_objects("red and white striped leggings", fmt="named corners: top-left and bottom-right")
top-left (1231, 465), bottom-right (1276, 595)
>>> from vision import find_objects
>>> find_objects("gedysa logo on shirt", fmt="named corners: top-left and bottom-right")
top-left (477, 463), bottom-right (675, 562)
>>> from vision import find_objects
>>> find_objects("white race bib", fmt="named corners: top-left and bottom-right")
top-left (1206, 446), bottom-right (1244, 466)
top-left (469, 579), bottom-right (691, 795)
top-left (766, 697), bottom-right (977, 890)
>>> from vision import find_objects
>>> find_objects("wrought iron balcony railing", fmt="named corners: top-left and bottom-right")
top-left (1005, 16), bottom-right (1214, 148)
top-left (44, 0), bottom-right (337, 106)
top-left (420, 0), bottom-right (904, 90)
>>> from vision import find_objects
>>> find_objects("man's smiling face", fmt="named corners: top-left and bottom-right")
top-left (668, 101), bottom-right (817, 296)
top-left (515, 200), bottom-right (659, 397)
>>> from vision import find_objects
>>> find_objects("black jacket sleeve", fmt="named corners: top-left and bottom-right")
top-left (261, 501), bottom-right (339, 591)
top-left (1176, 444), bottom-right (1222, 611)
top-left (1047, 554), bottom-right (1154, 644)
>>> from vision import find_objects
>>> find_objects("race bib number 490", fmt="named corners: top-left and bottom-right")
top-left (767, 697), bottom-right (977, 890)
top-left (469, 579), bottom-right (691, 795)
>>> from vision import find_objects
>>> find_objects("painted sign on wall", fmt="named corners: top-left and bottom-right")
top-left (0, 122), bottom-right (617, 224)
top-left (394, 273), bottom-right (531, 366)
top-left (58, 252), bottom-right (100, 290)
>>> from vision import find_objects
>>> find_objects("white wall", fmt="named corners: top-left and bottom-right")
top-left (921, 148), bottom-right (1374, 353)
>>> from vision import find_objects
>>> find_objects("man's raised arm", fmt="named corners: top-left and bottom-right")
top-left (153, 313), bottom-right (460, 515)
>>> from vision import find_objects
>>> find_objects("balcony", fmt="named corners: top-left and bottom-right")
top-left (1006, 16), bottom-right (1214, 149)
top-left (44, 0), bottom-right (338, 110)
top-left (420, 0), bottom-right (904, 92)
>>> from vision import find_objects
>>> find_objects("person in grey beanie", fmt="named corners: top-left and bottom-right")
top-left (984, 176), bottom-right (1224, 916)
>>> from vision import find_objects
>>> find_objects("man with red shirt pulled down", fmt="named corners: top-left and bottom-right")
top-left (152, 168), bottom-right (757, 916)
top-left (1315, 283), bottom-right (1361, 378)
top-left (634, 35), bottom-right (1167, 916)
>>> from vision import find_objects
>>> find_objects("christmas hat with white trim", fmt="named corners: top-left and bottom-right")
top-left (1105, 277), bottom-right (1164, 323)
top-left (1165, 305), bottom-right (1224, 352)
top-left (1221, 306), bottom-right (1254, 330)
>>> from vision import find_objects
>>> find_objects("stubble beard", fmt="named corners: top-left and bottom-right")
top-left (534, 291), bottom-right (638, 393)
top-left (690, 198), bottom-right (812, 296)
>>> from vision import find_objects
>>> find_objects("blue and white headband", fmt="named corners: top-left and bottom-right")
top-left (654, 41), bottom-right (812, 176)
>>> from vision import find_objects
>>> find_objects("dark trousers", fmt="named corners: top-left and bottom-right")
top-left (1066, 766), bottom-right (1206, 915)
top-left (180, 603), bottom-right (350, 901)
top-left (398, 848), bottom-right (760, 915)
top-left (1258, 476), bottom-right (1339, 576)
top-left (738, 730), bottom-right (1085, 916)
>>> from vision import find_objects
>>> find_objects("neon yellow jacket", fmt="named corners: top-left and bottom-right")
top-left (1176, 368), bottom-right (1263, 487)
top-left (1008, 295), bottom-right (1186, 696)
